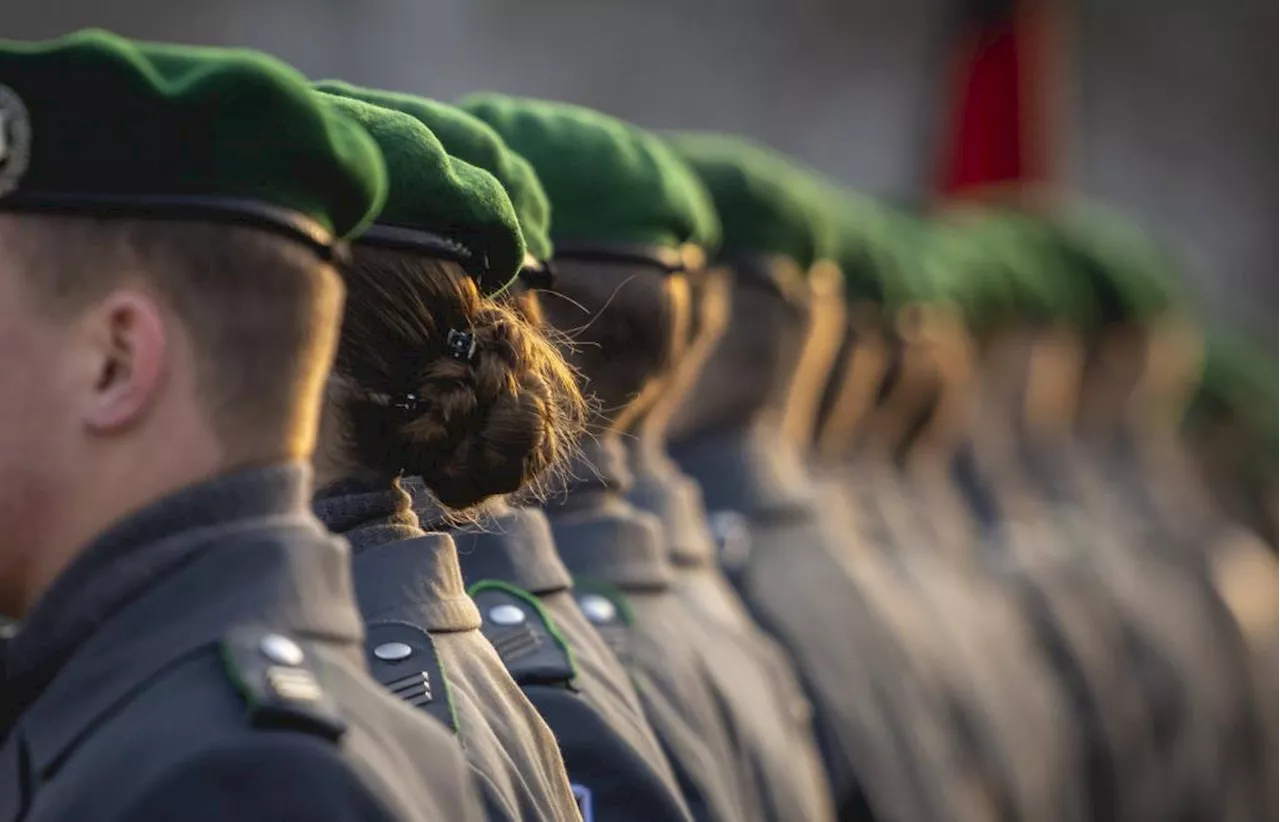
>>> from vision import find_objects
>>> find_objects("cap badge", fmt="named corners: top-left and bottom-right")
top-left (0, 84), bottom-right (32, 199)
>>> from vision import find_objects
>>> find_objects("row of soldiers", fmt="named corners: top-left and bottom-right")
top-left (0, 29), bottom-right (1274, 822)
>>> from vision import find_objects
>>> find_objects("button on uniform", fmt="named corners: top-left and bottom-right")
top-left (260, 633), bottom-right (306, 666)
top-left (488, 604), bottom-right (528, 626)
top-left (373, 642), bottom-right (414, 662)
top-left (578, 594), bottom-right (617, 625)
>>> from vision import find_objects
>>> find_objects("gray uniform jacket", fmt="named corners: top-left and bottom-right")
top-left (672, 427), bottom-right (980, 822)
top-left (314, 480), bottom-right (580, 822)
top-left (542, 437), bottom-right (751, 822)
top-left (435, 496), bottom-right (695, 822)
top-left (0, 464), bottom-right (484, 822)
top-left (628, 444), bottom-right (837, 822)
top-left (839, 457), bottom-right (1087, 822)
top-left (1060, 437), bottom-right (1270, 822)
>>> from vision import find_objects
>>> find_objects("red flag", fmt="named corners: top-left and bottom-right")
top-left (936, 0), bottom-right (1061, 199)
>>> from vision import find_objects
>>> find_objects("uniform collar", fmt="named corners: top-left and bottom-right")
top-left (402, 475), bottom-right (575, 596)
top-left (556, 434), bottom-right (634, 501)
top-left (450, 501), bottom-right (575, 596)
top-left (627, 443), bottom-right (718, 569)
top-left (349, 532), bottom-right (482, 633)
top-left (312, 477), bottom-right (422, 551)
top-left (539, 433), bottom-right (673, 590)
top-left (314, 476), bottom-right (479, 633)
top-left (402, 476), bottom-right (446, 530)
top-left (546, 497), bottom-right (673, 591)
top-left (2, 462), bottom-right (362, 776)
top-left (668, 425), bottom-right (816, 519)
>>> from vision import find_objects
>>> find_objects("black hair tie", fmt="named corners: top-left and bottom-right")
top-left (446, 328), bottom-right (478, 363)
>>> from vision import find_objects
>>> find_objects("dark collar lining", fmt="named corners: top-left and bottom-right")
top-left (312, 477), bottom-right (423, 552)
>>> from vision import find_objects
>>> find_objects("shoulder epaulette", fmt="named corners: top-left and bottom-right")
top-left (362, 621), bottom-right (458, 735)
top-left (469, 580), bottom-right (578, 689)
top-left (219, 626), bottom-right (347, 742)
top-left (571, 579), bottom-right (634, 665)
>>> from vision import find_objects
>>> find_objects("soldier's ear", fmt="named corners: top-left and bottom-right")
top-left (75, 288), bottom-right (168, 435)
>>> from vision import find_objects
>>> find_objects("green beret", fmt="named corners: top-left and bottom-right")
top-left (458, 94), bottom-right (720, 264)
top-left (665, 132), bottom-right (840, 270)
top-left (932, 208), bottom-right (1091, 333)
top-left (1187, 329), bottom-right (1278, 481)
top-left (314, 82), bottom-right (553, 265)
top-left (317, 93), bottom-right (523, 294)
top-left (893, 220), bottom-right (972, 319)
top-left (1052, 204), bottom-right (1185, 327)
top-left (0, 30), bottom-right (386, 255)
top-left (830, 194), bottom-right (936, 312)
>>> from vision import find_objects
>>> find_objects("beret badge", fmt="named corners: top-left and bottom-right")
top-left (0, 84), bottom-right (31, 199)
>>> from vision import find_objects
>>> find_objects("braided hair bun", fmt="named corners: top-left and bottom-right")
top-left (335, 247), bottom-right (586, 510)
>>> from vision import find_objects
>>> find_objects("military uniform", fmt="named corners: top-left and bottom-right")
top-left (430, 493), bottom-right (697, 822)
top-left (928, 209), bottom-right (1270, 821)
top-left (318, 86), bottom-right (696, 822)
top-left (0, 465), bottom-right (484, 822)
top-left (0, 32), bottom-right (484, 822)
top-left (671, 428), bottom-right (977, 822)
top-left (544, 439), bottom-right (751, 822)
top-left (628, 443), bottom-right (838, 822)
top-left (1062, 435), bottom-right (1269, 821)
top-left (314, 480), bottom-right (581, 822)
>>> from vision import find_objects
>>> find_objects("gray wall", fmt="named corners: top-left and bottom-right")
top-left (6, 0), bottom-right (1274, 335)
top-left (1073, 0), bottom-right (1276, 335)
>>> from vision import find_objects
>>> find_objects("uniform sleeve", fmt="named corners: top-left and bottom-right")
top-left (116, 733), bottom-right (468, 822)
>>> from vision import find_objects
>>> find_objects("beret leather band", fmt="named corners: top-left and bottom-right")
top-left (357, 223), bottom-right (489, 277)
top-left (718, 250), bottom-right (809, 314)
top-left (552, 241), bottom-right (690, 275)
top-left (518, 255), bottom-right (555, 289)
top-left (0, 190), bottom-right (340, 260)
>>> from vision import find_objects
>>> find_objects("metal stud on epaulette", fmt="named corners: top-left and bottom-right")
top-left (220, 626), bottom-right (346, 742)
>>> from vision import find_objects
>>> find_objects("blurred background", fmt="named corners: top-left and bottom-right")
top-left (8, 0), bottom-right (1275, 335)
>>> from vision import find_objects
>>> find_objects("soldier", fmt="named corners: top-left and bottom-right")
top-left (1040, 210), bottom-right (1276, 820)
top-left (307, 92), bottom-right (584, 822)
top-left (1184, 330), bottom-right (1278, 550)
top-left (660, 133), bottom-right (950, 822)
top-left (1182, 329), bottom-right (1278, 806)
top-left (809, 197), bottom-right (914, 559)
top-left (621, 170), bottom-right (838, 822)
top-left (814, 194), bottom-right (1080, 822)
top-left (925, 211), bottom-right (1163, 822)
top-left (813, 202), bottom-right (979, 562)
top-left (462, 95), bottom-right (756, 822)
top-left (937, 206), bottom-right (1268, 821)
top-left (314, 81), bottom-right (694, 822)
top-left (0, 31), bottom-right (483, 821)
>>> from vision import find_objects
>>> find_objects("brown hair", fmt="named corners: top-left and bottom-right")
top-left (1, 213), bottom-right (342, 452)
top-left (334, 247), bottom-right (586, 510)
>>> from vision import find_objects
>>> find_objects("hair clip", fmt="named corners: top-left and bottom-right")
top-left (390, 392), bottom-right (425, 413)
top-left (446, 328), bottom-right (478, 363)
